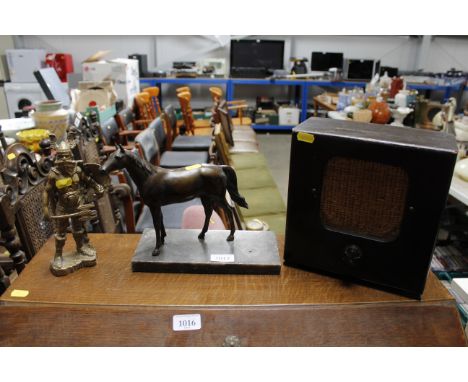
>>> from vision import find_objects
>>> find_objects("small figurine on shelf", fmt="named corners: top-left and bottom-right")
top-left (42, 141), bottom-right (105, 276)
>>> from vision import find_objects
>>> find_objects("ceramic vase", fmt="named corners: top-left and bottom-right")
top-left (368, 100), bottom-right (391, 124)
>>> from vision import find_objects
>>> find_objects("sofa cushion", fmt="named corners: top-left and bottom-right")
top-left (229, 141), bottom-right (258, 154)
top-left (233, 129), bottom-right (257, 143)
top-left (230, 152), bottom-right (268, 170)
top-left (240, 187), bottom-right (286, 218)
top-left (237, 167), bottom-right (277, 190)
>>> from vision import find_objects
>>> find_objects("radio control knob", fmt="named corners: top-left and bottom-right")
top-left (343, 245), bottom-right (363, 266)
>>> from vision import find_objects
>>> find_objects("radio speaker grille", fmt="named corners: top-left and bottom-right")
top-left (320, 157), bottom-right (408, 242)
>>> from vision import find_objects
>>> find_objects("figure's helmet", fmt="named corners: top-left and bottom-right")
top-left (67, 126), bottom-right (79, 138)
top-left (55, 141), bottom-right (73, 163)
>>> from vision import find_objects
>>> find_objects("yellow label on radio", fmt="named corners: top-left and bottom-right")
top-left (185, 164), bottom-right (202, 171)
top-left (7, 153), bottom-right (16, 160)
top-left (56, 177), bottom-right (73, 189)
top-left (11, 289), bottom-right (29, 298)
top-left (297, 132), bottom-right (315, 144)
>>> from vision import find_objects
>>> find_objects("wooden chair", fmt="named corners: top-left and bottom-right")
top-left (142, 87), bottom-right (162, 116)
top-left (209, 86), bottom-right (223, 103)
top-left (0, 142), bottom-right (55, 293)
top-left (217, 104), bottom-right (258, 153)
top-left (176, 88), bottom-right (212, 136)
top-left (175, 86), bottom-right (191, 96)
top-left (134, 117), bottom-right (209, 169)
top-left (134, 127), bottom-right (160, 165)
top-left (212, 124), bottom-right (232, 165)
top-left (0, 170), bottom-right (15, 294)
top-left (133, 92), bottom-right (156, 128)
top-left (98, 117), bottom-right (125, 156)
top-left (114, 108), bottom-right (146, 147)
top-left (98, 111), bottom-right (146, 158)
top-left (160, 105), bottom-right (213, 153)
top-left (209, 87), bottom-right (223, 125)
top-left (209, 86), bottom-right (252, 126)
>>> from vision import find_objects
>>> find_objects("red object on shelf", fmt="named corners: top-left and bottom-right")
top-left (389, 77), bottom-right (404, 98)
top-left (45, 53), bottom-right (74, 82)
top-left (368, 100), bottom-right (391, 124)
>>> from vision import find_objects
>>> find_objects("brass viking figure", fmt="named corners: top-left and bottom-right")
top-left (42, 141), bottom-right (105, 276)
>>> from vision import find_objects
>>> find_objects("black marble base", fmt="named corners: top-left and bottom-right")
top-left (132, 229), bottom-right (281, 275)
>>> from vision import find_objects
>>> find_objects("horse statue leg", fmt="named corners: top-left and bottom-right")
top-left (198, 197), bottom-right (214, 240)
top-left (150, 205), bottom-right (163, 256)
top-left (220, 199), bottom-right (235, 241)
top-left (160, 211), bottom-right (166, 244)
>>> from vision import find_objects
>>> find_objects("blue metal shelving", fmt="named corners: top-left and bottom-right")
top-left (140, 77), bottom-right (228, 85)
top-left (140, 77), bottom-right (466, 131)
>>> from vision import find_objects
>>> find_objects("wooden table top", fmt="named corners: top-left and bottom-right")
top-left (313, 94), bottom-right (338, 112)
top-left (1, 233), bottom-right (452, 308)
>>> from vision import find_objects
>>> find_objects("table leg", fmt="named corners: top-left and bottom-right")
top-left (226, 80), bottom-right (234, 102)
top-left (300, 84), bottom-right (309, 122)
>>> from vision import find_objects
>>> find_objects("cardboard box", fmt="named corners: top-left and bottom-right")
top-left (6, 49), bottom-right (46, 82)
top-left (71, 80), bottom-right (118, 113)
top-left (279, 106), bottom-right (300, 125)
top-left (86, 105), bottom-right (117, 124)
top-left (82, 54), bottom-right (139, 107)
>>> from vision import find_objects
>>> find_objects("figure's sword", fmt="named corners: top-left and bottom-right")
top-left (49, 203), bottom-right (97, 222)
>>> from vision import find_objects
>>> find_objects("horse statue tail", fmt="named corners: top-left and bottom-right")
top-left (222, 166), bottom-right (249, 209)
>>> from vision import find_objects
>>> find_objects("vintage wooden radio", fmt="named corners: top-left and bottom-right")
top-left (284, 118), bottom-right (457, 298)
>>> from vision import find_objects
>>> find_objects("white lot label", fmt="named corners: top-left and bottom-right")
top-left (210, 254), bottom-right (235, 263)
top-left (172, 314), bottom-right (202, 331)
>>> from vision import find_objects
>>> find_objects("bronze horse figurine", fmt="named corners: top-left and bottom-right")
top-left (101, 145), bottom-right (248, 255)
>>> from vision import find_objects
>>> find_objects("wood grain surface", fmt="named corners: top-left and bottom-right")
top-left (0, 302), bottom-right (465, 346)
top-left (1, 234), bottom-right (453, 307)
top-left (1, 233), bottom-right (466, 346)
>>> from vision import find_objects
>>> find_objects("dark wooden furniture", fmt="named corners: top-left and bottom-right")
top-left (0, 143), bottom-right (54, 276)
top-left (0, 234), bottom-right (465, 346)
top-left (0, 140), bottom-right (53, 294)
top-left (286, 118), bottom-right (457, 299)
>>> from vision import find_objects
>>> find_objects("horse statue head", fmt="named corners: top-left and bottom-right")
top-left (101, 144), bottom-right (133, 175)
